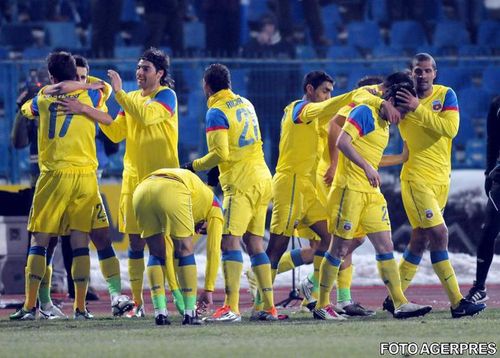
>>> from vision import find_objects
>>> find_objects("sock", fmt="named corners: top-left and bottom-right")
top-left (399, 248), bottom-right (422, 292)
top-left (277, 249), bottom-right (304, 274)
top-left (313, 250), bottom-right (325, 288)
top-left (222, 250), bottom-right (243, 314)
top-left (24, 246), bottom-right (47, 310)
top-left (97, 246), bottom-right (121, 299)
top-left (337, 264), bottom-right (353, 303)
top-left (431, 251), bottom-right (463, 307)
top-left (177, 254), bottom-right (197, 312)
top-left (72, 248), bottom-right (91, 312)
top-left (38, 264), bottom-right (53, 307)
top-left (128, 249), bottom-right (145, 306)
top-left (147, 255), bottom-right (167, 314)
top-left (170, 250), bottom-right (185, 314)
top-left (251, 253), bottom-right (274, 310)
top-left (317, 253), bottom-right (341, 309)
top-left (376, 253), bottom-right (407, 309)
top-left (164, 236), bottom-right (180, 292)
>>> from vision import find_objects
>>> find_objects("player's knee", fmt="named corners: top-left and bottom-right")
top-left (90, 228), bottom-right (111, 250)
top-left (426, 224), bottom-right (448, 243)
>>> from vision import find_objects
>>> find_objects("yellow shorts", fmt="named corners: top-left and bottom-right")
top-left (28, 170), bottom-right (98, 234)
top-left (270, 173), bottom-right (327, 237)
top-left (91, 192), bottom-right (110, 230)
top-left (401, 180), bottom-right (449, 229)
top-left (223, 179), bottom-right (272, 237)
top-left (133, 177), bottom-right (194, 239)
top-left (327, 186), bottom-right (390, 239)
top-left (119, 175), bottom-right (140, 234)
top-left (316, 170), bottom-right (330, 207)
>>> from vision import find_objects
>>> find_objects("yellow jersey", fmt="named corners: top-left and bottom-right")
top-left (99, 86), bottom-right (179, 183)
top-left (193, 89), bottom-right (271, 194)
top-left (336, 84), bottom-right (383, 118)
top-left (21, 87), bottom-right (106, 172)
top-left (399, 85), bottom-right (459, 184)
top-left (334, 104), bottom-right (390, 193)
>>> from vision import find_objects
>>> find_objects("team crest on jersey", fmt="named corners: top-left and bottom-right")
top-left (432, 100), bottom-right (442, 111)
top-left (343, 221), bottom-right (352, 231)
top-left (425, 209), bottom-right (434, 219)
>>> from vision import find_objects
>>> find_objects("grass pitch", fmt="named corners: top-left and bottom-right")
top-left (1, 309), bottom-right (499, 357)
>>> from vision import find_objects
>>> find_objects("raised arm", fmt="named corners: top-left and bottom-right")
top-left (379, 141), bottom-right (409, 167)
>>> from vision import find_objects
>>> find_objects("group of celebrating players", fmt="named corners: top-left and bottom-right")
top-left (9, 47), bottom-right (487, 325)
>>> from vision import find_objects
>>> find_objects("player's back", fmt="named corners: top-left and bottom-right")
top-left (208, 89), bottom-right (271, 192)
top-left (21, 88), bottom-right (103, 172)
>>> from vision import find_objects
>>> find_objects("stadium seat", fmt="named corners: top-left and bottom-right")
top-left (0, 47), bottom-right (8, 59)
top-left (477, 20), bottom-right (500, 47)
top-left (0, 24), bottom-right (36, 47)
top-left (433, 21), bottom-right (470, 48)
top-left (481, 67), bottom-right (500, 94)
top-left (230, 69), bottom-right (248, 96)
top-left (114, 46), bottom-right (142, 59)
top-left (390, 21), bottom-right (428, 49)
top-left (45, 22), bottom-right (79, 49)
top-left (22, 47), bottom-right (50, 60)
top-left (364, 0), bottom-right (388, 24)
top-left (322, 3), bottom-right (343, 36)
top-left (371, 45), bottom-right (404, 58)
top-left (184, 22), bottom-right (205, 50)
top-left (457, 45), bottom-right (492, 57)
top-left (347, 21), bottom-right (382, 50)
top-left (436, 67), bottom-right (472, 91)
top-left (327, 45), bottom-right (360, 60)
top-left (465, 139), bottom-right (486, 168)
top-left (458, 87), bottom-right (491, 118)
top-left (454, 115), bottom-right (474, 147)
top-left (295, 45), bottom-right (316, 59)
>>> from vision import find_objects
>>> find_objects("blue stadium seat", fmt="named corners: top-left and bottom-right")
top-left (347, 21), bottom-right (382, 50)
top-left (433, 21), bottom-right (470, 48)
top-left (184, 22), bottom-right (205, 50)
top-left (322, 3), bottom-right (343, 36)
top-left (477, 20), bottom-right (500, 47)
top-left (22, 47), bottom-right (50, 60)
top-left (454, 115), bottom-right (474, 147)
top-left (364, 0), bottom-right (388, 23)
top-left (0, 24), bottom-right (35, 47)
top-left (458, 87), bottom-right (491, 118)
top-left (295, 45), bottom-right (316, 59)
top-left (482, 67), bottom-right (500, 94)
top-left (465, 139), bottom-right (486, 168)
top-left (230, 69), bottom-right (248, 96)
top-left (437, 67), bottom-right (472, 92)
top-left (114, 46), bottom-right (142, 59)
top-left (390, 21), bottom-right (427, 48)
top-left (45, 22), bottom-right (79, 49)
top-left (371, 45), bottom-right (404, 58)
top-left (0, 47), bottom-right (8, 59)
top-left (457, 45), bottom-right (492, 57)
top-left (327, 45), bottom-right (360, 60)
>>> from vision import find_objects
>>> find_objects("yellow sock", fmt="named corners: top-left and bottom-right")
top-left (431, 251), bottom-right (463, 307)
top-left (164, 236), bottom-right (179, 292)
top-left (147, 255), bottom-right (167, 313)
top-left (72, 248), bottom-right (90, 311)
top-left (24, 246), bottom-right (47, 310)
top-left (177, 254), bottom-right (197, 311)
top-left (317, 253), bottom-right (340, 309)
top-left (399, 249), bottom-right (422, 292)
top-left (376, 253), bottom-right (407, 308)
top-left (97, 246), bottom-right (121, 297)
top-left (38, 264), bottom-right (52, 306)
top-left (222, 250), bottom-right (243, 314)
top-left (277, 249), bottom-right (304, 274)
top-left (128, 249), bottom-right (145, 306)
top-left (337, 264), bottom-right (353, 303)
top-left (251, 253), bottom-right (274, 310)
top-left (313, 250), bottom-right (325, 286)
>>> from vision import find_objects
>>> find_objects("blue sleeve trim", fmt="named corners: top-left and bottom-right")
top-left (347, 105), bottom-right (375, 137)
top-left (430, 250), bottom-right (449, 264)
top-left (147, 255), bottom-right (166, 267)
top-left (153, 88), bottom-right (177, 115)
top-left (31, 96), bottom-right (39, 116)
top-left (250, 252), bottom-right (271, 267)
top-left (376, 252), bottom-right (395, 261)
top-left (206, 108), bottom-right (230, 132)
top-left (222, 250), bottom-right (243, 263)
top-left (292, 100), bottom-right (309, 124)
top-left (442, 88), bottom-right (459, 111)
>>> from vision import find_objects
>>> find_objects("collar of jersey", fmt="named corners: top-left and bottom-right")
top-left (207, 89), bottom-right (236, 108)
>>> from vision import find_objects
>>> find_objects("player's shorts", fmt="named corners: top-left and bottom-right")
top-left (223, 178), bottom-right (272, 237)
top-left (327, 186), bottom-right (390, 239)
top-left (133, 176), bottom-right (194, 239)
top-left (270, 173), bottom-right (328, 237)
top-left (401, 180), bottom-right (449, 229)
top-left (119, 174), bottom-right (140, 234)
top-left (91, 192), bottom-right (110, 230)
top-left (28, 170), bottom-right (98, 234)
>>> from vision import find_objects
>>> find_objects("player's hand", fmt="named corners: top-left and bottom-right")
top-left (323, 164), bottom-right (336, 186)
top-left (396, 88), bottom-right (419, 112)
top-left (363, 164), bottom-right (381, 187)
top-left (107, 70), bottom-right (122, 93)
top-left (86, 81), bottom-right (105, 91)
top-left (195, 220), bottom-right (207, 235)
top-left (207, 166), bottom-right (220, 187)
top-left (381, 100), bottom-right (401, 124)
top-left (196, 290), bottom-right (213, 316)
top-left (56, 98), bottom-right (85, 114)
top-left (180, 161), bottom-right (195, 172)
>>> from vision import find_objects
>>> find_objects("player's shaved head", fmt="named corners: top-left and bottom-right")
top-left (140, 47), bottom-right (173, 87)
top-left (204, 63), bottom-right (231, 93)
top-left (411, 53), bottom-right (437, 70)
top-left (46, 51), bottom-right (77, 82)
top-left (302, 71), bottom-right (334, 93)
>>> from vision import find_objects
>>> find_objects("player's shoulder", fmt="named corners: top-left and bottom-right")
top-left (433, 84), bottom-right (455, 95)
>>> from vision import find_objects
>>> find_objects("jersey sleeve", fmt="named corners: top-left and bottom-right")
top-left (343, 105), bottom-right (375, 141)
top-left (98, 108), bottom-right (127, 143)
top-left (87, 75), bottom-right (112, 101)
top-left (204, 196), bottom-right (223, 291)
top-left (294, 93), bottom-right (352, 126)
top-left (352, 87), bottom-right (384, 109)
top-left (205, 108), bottom-right (230, 132)
top-left (410, 88), bottom-right (459, 138)
top-left (114, 88), bottom-right (177, 126)
top-left (87, 89), bottom-right (106, 109)
top-left (20, 97), bottom-right (38, 120)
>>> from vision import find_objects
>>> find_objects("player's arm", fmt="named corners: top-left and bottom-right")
top-left (88, 75), bottom-right (112, 100)
top-left (98, 110), bottom-right (127, 143)
top-left (337, 105), bottom-right (380, 187)
top-left (324, 115), bottom-right (344, 185)
top-left (11, 111), bottom-right (31, 149)
top-left (294, 93), bottom-right (351, 126)
top-left (397, 88), bottom-right (459, 138)
top-left (42, 80), bottom-right (104, 95)
top-left (57, 97), bottom-right (113, 125)
top-left (353, 88), bottom-right (401, 124)
top-left (191, 108), bottom-right (230, 171)
top-left (109, 70), bottom-right (176, 126)
top-left (379, 141), bottom-right (409, 167)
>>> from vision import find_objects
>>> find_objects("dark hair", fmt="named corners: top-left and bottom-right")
top-left (357, 75), bottom-right (384, 88)
top-left (383, 82), bottom-right (417, 107)
top-left (46, 51), bottom-right (77, 82)
top-left (302, 71), bottom-right (334, 93)
top-left (140, 47), bottom-right (174, 87)
top-left (204, 63), bottom-right (231, 93)
top-left (411, 52), bottom-right (437, 70)
top-left (383, 71), bottom-right (414, 89)
top-left (74, 55), bottom-right (89, 72)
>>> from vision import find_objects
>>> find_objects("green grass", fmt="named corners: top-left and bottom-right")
top-left (1, 309), bottom-right (499, 357)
